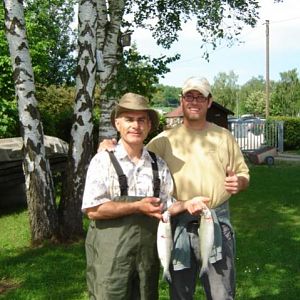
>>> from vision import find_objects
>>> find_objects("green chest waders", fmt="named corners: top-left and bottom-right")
top-left (85, 151), bottom-right (161, 300)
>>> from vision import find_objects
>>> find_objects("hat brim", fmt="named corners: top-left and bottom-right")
top-left (110, 105), bottom-right (160, 133)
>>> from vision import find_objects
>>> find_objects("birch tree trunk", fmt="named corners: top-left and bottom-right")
top-left (96, 0), bottom-right (124, 141)
top-left (3, 0), bottom-right (58, 244)
top-left (58, 0), bottom-right (97, 239)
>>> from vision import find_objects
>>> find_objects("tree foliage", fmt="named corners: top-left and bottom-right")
top-left (243, 90), bottom-right (265, 116)
top-left (238, 76), bottom-right (265, 112)
top-left (24, 0), bottom-right (77, 85)
top-left (271, 69), bottom-right (300, 117)
top-left (37, 86), bottom-right (75, 142)
top-left (212, 71), bottom-right (239, 112)
top-left (105, 43), bottom-right (180, 100)
top-left (0, 0), bottom-right (77, 103)
top-left (151, 84), bottom-right (180, 108)
top-left (0, 98), bottom-right (19, 138)
top-left (127, 0), bottom-right (260, 58)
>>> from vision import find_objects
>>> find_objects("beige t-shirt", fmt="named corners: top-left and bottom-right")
top-left (147, 123), bottom-right (249, 208)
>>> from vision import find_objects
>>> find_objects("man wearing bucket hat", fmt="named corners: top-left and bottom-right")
top-left (82, 92), bottom-right (209, 300)
top-left (146, 77), bottom-right (250, 300)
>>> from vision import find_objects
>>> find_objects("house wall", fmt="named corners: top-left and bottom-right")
top-left (207, 106), bottom-right (229, 129)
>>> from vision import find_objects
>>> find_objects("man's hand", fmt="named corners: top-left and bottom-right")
top-left (98, 138), bottom-right (117, 152)
top-left (185, 196), bottom-right (210, 216)
top-left (137, 197), bottom-right (163, 220)
top-left (224, 166), bottom-right (249, 194)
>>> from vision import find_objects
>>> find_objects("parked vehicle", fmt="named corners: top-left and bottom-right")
top-left (228, 117), bottom-right (266, 150)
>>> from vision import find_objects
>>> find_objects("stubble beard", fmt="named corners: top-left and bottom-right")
top-left (182, 105), bottom-right (205, 122)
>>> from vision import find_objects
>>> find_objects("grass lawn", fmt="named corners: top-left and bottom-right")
top-left (1, 162), bottom-right (300, 299)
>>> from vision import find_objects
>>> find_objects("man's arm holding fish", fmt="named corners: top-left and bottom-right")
top-left (167, 196), bottom-right (210, 219)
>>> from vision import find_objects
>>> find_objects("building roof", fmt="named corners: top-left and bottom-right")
top-left (165, 106), bottom-right (183, 118)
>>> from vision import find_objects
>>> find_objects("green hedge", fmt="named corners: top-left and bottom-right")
top-left (270, 116), bottom-right (300, 150)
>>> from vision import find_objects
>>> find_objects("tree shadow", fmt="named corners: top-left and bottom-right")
top-left (0, 203), bottom-right (27, 217)
top-left (0, 240), bottom-right (87, 299)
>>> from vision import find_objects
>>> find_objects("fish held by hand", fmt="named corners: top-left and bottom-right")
top-left (198, 206), bottom-right (214, 277)
top-left (157, 211), bottom-right (173, 282)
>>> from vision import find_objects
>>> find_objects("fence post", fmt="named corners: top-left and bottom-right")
top-left (277, 121), bottom-right (284, 153)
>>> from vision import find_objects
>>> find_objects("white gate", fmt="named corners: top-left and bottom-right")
top-left (228, 119), bottom-right (284, 152)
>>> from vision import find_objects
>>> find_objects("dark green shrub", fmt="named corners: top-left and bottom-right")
top-left (0, 98), bottom-right (19, 138)
top-left (144, 114), bottom-right (166, 144)
top-left (270, 116), bottom-right (300, 150)
top-left (37, 85), bottom-right (75, 142)
top-left (282, 118), bottom-right (300, 150)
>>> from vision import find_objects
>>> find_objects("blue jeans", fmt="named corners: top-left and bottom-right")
top-left (169, 223), bottom-right (236, 300)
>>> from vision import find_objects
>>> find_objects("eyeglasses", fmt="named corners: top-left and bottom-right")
top-left (183, 94), bottom-right (208, 103)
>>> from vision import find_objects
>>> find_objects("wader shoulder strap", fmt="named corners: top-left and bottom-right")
top-left (107, 151), bottom-right (128, 196)
top-left (148, 151), bottom-right (161, 198)
top-left (107, 150), bottom-right (161, 197)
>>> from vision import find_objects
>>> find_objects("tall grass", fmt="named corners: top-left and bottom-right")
top-left (1, 163), bottom-right (300, 299)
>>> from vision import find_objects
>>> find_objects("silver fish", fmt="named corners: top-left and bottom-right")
top-left (198, 207), bottom-right (214, 276)
top-left (157, 218), bottom-right (173, 281)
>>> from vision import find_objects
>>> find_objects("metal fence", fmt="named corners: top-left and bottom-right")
top-left (228, 120), bottom-right (284, 152)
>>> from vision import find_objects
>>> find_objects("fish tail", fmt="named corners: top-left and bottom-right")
top-left (199, 263), bottom-right (208, 277)
top-left (163, 270), bottom-right (172, 283)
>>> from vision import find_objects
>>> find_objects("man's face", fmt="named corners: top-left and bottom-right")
top-left (115, 110), bottom-right (151, 145)
top-left (181, 90), bottom-right (212, 122)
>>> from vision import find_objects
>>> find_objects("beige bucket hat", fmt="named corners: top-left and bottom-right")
top-left (110, 93), bottom-right (159, 133)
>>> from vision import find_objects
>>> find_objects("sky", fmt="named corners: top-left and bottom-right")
top-left (129, 0), bottom-right (300, 87)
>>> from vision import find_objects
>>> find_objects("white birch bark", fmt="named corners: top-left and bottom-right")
top-left (3, 0), bottom-right (58, 243)
top-left (96, 0), bottom-right (125, 141)
top-left (59, 0), bottom-right (97, 238)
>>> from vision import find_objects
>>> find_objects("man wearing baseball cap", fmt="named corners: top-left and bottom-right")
top-left (82, 92), bottom-right (210, 300)
top-left (147, 76), bottom-right (249, 299)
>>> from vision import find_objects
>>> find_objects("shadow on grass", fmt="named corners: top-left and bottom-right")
top-left (232, 165), bottom-right (300, 300)
top-left (0, 240), bottom-right (88, 300)
top-left (0, 204), bottom-right (27, 218)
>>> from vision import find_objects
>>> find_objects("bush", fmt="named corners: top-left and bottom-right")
top-left (0, 85), bottom-right (74, 141)
top-left (1, 85), bottom-right (101, 144)
top-left (144, 114), bottom-right (166, 144)
top-left (41, 107), bottom-right (74, 142)
top-left (270, 116), bottom-right (300, 150)
top-left (37, 85), bottom-right (75, 142)
top-left (283, 117), bottom-right (300, 150)
top-left (0, 98), bottom-right (19, 138)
